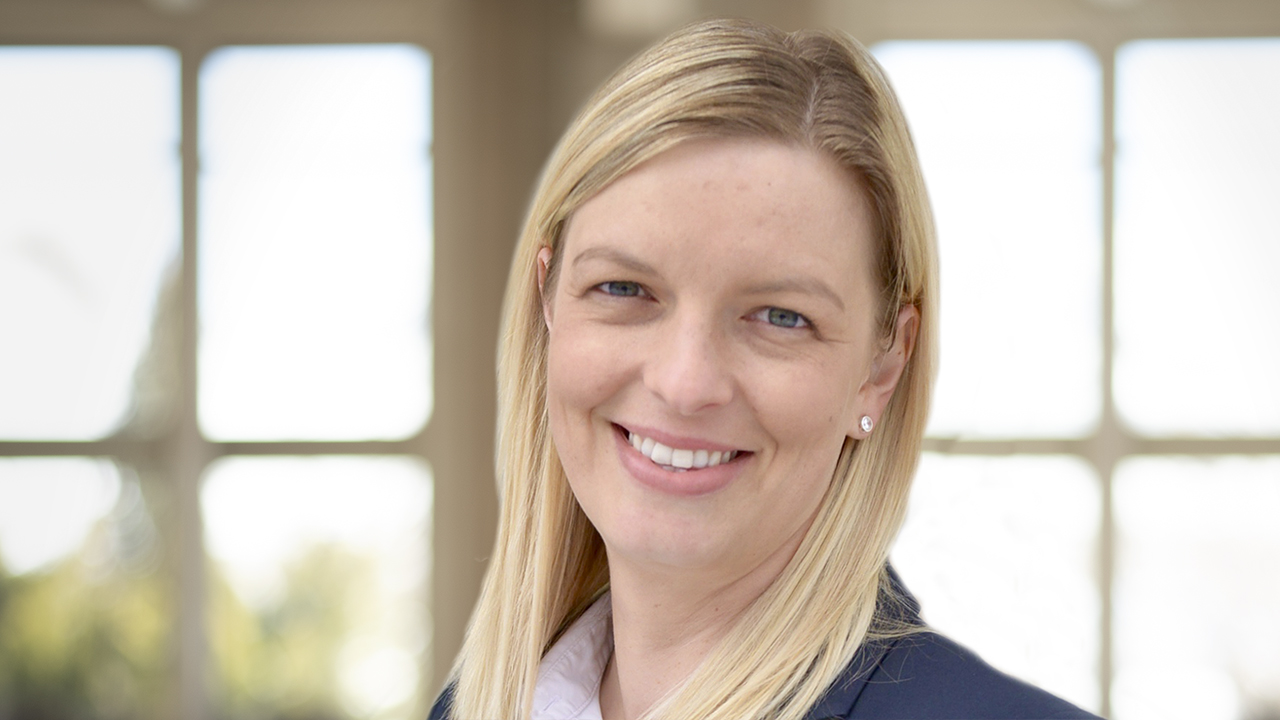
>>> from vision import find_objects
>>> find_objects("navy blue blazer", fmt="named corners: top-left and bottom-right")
top-left (428, 571), bottom-right (1102, 720)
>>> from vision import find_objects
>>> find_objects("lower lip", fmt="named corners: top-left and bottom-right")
top-left (613, 425), bottom-right (744, 497)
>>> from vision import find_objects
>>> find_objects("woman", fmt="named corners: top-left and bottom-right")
top-left (430, 18), bottom-right (1099, 720)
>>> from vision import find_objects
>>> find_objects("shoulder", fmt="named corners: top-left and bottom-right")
top-left (428, 632), bottom-right (1100, 720)
top-left (809, 630), bottom-right (1102, 720)
top-left (427, 683), bottom-right (455, 720)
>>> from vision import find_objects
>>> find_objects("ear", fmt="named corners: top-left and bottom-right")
top-left (536, 246), bottom-right (554, 329)
top-left (851, 304), bottom-right (919, 437)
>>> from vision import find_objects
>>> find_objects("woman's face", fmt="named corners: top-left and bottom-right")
top-left (541, 137), bottom-right (900, 583)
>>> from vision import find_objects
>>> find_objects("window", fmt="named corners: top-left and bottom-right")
top-left (5, 5), bottom-right (1279, 720)
top-left (198, 45), bottom-right (433, 441)
top-left (876, 38), bottom-right (1280, 719)
top-left (0, 43), bottom-right (434, 720)
top-left (0, 47), bottom-right (179, 440)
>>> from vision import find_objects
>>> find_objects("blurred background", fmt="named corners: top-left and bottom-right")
top-left (1, 0), bottom-right (1277, 718)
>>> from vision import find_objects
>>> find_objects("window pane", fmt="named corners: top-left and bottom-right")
top-left (892, 454), bottom-right (1101, 712)
top-left (202, 456), bottom-right (431, 720)
top-left (873, 42), bottom-right (1102, 438)
top-left (1115, 40), bottom-right (1280, 436)
top-left (199, 45), bottom-right (432, 441)
top-left (0, 458), bottom-right (171, 719)
top-left (1113, 457), bottom-right (1280, 720)
top-left (0, 47), bottom-right (180, 439)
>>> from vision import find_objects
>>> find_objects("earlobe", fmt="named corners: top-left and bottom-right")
top-left (537, 246), bottom-right (553, 329)
top-left (850, 304), bottom-right (920, 437)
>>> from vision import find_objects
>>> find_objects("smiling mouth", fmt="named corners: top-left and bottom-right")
top-left (619, 426), bottom-right (744, 472)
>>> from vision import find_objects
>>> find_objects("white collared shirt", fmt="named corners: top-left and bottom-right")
top-left (531, 594), bottom-right (613, 720)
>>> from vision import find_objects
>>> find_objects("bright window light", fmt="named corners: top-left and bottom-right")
top-left (892, 453), bottom-right (1102, 713)
top-left (198, 45), bottom-right (433, 441)
top-left (873, 41), bottom-right (1102, 439)
top-left (202, 455), bottom-right (431, 720)
top-left (1113, 456), bottom-right (1280, 720)
top-left (1114, 39), bottom-right (1280, 437)
top-left (0, 458), bottom-right (121, 574)
top-left (0, 47), bottom-right (179, 440)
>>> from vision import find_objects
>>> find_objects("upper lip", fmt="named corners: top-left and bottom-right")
top-left (614, 422), bottom-right (747, 453)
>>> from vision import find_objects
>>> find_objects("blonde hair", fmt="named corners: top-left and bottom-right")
top-left (449, 18), bottom-right (938, 720)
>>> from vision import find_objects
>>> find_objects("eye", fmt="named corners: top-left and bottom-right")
top-left (595, 281), bottom-right (646, 298)
top-left (753, 307), bottom-right (811, 330)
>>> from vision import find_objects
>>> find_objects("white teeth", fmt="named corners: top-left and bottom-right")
top-left (670, 448), bottom-right (694, 469)
top-left (626, 431), bottom-right (739, 471)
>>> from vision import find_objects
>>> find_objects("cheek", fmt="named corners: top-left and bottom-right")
top-left (548, 323), bottom-right (613, 406)
top-left (755, 365), bottom-right (852, 528)
top-left (543, 324), bottom-right (636, 539)
top-left (544, 320), bottom-right (631, 460)
top-left (751, 356), bottom-right (860, 443)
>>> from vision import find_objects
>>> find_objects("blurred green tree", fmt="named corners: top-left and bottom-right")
top-left (0, 499), bottom-right (170, 720)
top-left (0, 483), bottom-right (376, 720)
top-left (210, 542), bottom-right (375, 720)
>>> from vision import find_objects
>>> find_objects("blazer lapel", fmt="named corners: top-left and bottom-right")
top-left (803, 564), bottom-right (924, 720)
top-left (802, 636), bottom-right (897, 720)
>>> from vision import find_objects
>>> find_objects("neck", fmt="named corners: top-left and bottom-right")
top-left (597, 535), bottom-right (804, 720)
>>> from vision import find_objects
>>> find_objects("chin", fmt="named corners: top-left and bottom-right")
top-left (599, 515), bottom-right (743, 573)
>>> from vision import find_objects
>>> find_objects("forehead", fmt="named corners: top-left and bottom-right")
top-left (562, 137), bottom-right (877, 298)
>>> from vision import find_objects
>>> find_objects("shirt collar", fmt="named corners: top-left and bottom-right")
top-left (527, 566), bottom-right (920, 720)
top-left (532, 593), bottom-right (613, 720)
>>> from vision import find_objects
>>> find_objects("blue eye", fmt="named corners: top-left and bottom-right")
top-left (598, 281), bottom-right (644, 297)
top-left (765, 307), bottom-right (808, 329)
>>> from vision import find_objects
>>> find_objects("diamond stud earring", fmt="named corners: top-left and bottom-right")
top-left (860, 415), bottom-right (874, 433)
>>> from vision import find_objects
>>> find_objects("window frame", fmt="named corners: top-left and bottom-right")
top-left (0, 34), bottom-right (438, 719)
top-left (836, 7), bottom-right (1280, 716)
top-left (5, 2), bottom-right (1280, 719)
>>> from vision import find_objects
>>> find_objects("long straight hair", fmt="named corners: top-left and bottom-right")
top-left (449, 19), bottom-right (938, 720)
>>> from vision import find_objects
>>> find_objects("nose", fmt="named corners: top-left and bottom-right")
top-left (642, 310), bottom-right (734, 416)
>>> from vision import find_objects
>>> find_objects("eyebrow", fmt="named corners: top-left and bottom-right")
top-left (744, 278), bottom-right (847, 312)
top-left (569, 246), bottom-right (659, 275)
